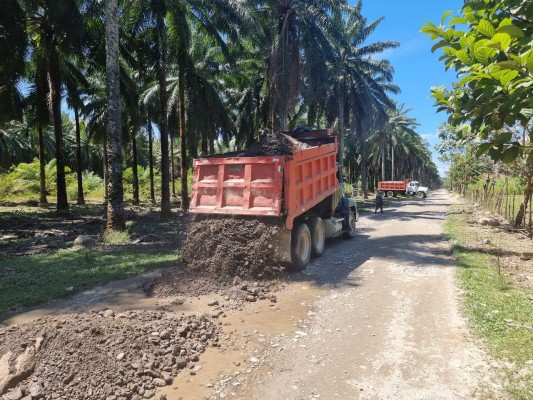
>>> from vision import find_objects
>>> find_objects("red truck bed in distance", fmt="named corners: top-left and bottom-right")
top-left (378, 179), bottom-right (408, 191)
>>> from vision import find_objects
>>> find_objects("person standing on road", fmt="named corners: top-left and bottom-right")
top-left (375, 191), bottom-right (384, 214)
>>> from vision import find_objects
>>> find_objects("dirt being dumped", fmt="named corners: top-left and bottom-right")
top-left (0, 309), bottom-right (220, 400)
top-left (182, 215), bottom-right (286, 279)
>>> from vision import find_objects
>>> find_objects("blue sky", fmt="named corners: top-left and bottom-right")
top-left (354, 0), bottom-right (464, 176)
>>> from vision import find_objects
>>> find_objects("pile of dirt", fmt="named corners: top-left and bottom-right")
top-left (0, 309), bottom-right (220, 400)
top-left (237, 132), bottom-right (309, 157)
top-left (144, 271), bottom-right (282, 310)
top-left (181, 216), bottom-right (287, 279)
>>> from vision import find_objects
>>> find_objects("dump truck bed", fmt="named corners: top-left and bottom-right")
top-left (189, 139), bottom-right (339, 230)
top-left (378, 179), bottom-right (409, 191)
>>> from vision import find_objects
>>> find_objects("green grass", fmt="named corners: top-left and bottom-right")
top-left (102, 230), bottom-right (131, 244)
top-left (444, 208), bottom-right (533, 399)
top-left (0, 247), bottom-right (181, 316)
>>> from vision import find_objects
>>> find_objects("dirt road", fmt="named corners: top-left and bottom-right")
top-left (1, 190), bottom-right (497, 400)
top-left (222, 189), bottom-right (494, 400)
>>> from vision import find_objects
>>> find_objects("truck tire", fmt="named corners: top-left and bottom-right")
top-left (386, 190), bottom-right (394, 198)
top-left (308, 216), bottom-right (325, 258)
top-left (291, 223), bottom-right (312, 271)
top-left (343, 210), bottom-right (357, 239)
top-left (416, 191), bottom-right (426, 199)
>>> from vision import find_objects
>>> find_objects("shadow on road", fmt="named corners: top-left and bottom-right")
top-left (287, 193), bottom-right (456, 289)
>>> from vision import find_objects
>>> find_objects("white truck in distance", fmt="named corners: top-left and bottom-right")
top-left (377, 179), bottom-right (429, 198)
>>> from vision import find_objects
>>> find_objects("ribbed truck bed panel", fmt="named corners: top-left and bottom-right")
top-left (190, 156), bottom-right (285, 216)
top-left (189, 141), bottom-right (339, 230)
top-left (378, 179), bottom-right (409, 191)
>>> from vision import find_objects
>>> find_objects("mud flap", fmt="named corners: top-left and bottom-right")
top-left (270, 229), bottom-right (292, 264)
top-left (341, 197), bottom-right (350, 231)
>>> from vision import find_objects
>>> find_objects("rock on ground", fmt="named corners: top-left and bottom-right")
top-left (0, 310), bottom-right (220, 399)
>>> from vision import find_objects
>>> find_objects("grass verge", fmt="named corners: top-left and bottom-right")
top-left (444, 207), bottom-right (533, 399)
top-left (0, 247), bottom-right (180, 316)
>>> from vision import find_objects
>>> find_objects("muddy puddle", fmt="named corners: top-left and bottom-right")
top-left (1, 267), bottom-right (327, 400)
top-left (159, 284), bottom-right (325, 400)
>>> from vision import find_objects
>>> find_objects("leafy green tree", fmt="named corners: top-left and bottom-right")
top-left (423, 0), bottom-right (533, 224)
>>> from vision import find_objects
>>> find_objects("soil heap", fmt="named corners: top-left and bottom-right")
top-left (182, 215), bottom-right (285, 279)
top-left (181, 133), bottom-right (310, 280)
top-left (0, 309), bottom-right (220, 400)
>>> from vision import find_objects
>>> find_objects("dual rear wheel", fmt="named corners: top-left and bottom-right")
top-left (291, 212), bottom-right (356, 271)
top-left (291, 216), bottom-right (325, 271)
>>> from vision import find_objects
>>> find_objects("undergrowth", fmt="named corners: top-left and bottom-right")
top-left (444, 207), bottom-right (533, 399)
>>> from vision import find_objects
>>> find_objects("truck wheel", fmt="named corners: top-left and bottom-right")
top-left (291, 223), bottom-right (312, 270)
top-left (308, 217), bottom-right (325, 258)
top-left (416, 191), bottom-right (426, 199)
top-left (343, 210), bottom-right (357, 239)
top-left (386, 191), bottom-right (394, 198)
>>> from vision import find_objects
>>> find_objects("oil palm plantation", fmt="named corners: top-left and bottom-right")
top-left (367, 104), bottom-right (438, 186)
top-left (154, 0), bottom-right (242, 210)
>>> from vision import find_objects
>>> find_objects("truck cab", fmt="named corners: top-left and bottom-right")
top-left (406, 181), bottom-right (429, 198)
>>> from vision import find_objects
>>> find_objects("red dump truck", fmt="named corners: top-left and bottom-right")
top-left (189, 128), bottom-right (357, 270)
top-left (378, 179), bottom-right (429, 198)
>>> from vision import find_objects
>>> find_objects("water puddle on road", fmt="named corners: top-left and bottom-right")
top-left (160, 284), bottom-right (325, 399)
top-left (1, 269), bottom-right (327, 400)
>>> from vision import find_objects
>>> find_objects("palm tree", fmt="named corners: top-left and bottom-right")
top-left (367, 104), bottom-right (439, 187)
top-left (0, 0), bottom-right (27, 126)
top-left (63, 58), bottom-right (91, 205)
top-left (105, 0), bottom-right (125, 231)
top-left (22, 0), bottom-right (85, 212)
top-left (158, 0), bottom-right (243, 210)
top-left (25, 47), bottom-right (52, 205)
top-left (327, 4), bottom-right (399, 184)
top-left (251, 0), bottom-right (347, 132)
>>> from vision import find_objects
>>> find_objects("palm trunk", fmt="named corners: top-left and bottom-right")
top-left (132, 130), bottom-right (139, 205)
top-left (360, 140), bottom-right (368, 199)
top-left (391, 144), bottom-right (395, 181)
top-left (46, 46), bottom-right (69, 212)
top-left (157, 0), bottom-right (171, 216)
top-left (74, 106), bottom-right (85, 205)
top-left (170, 130), bottom-right (176, 197)
top-left (38, 123), bottom-right (48, 206)
top-left (178, 66), bottom-right (189, 210)
top-left (201, 134), bottom-right (208, 156)
top-left (103, 137), bottom-right (108, 204)
top-left (381, 133), bottom-right (386, 181)
top-left (148, 121), bottom-right (155, 204)
top-left (338, 86), bottom-right (344, 186)
top-left (105, 0), bottom-right (125, 231)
